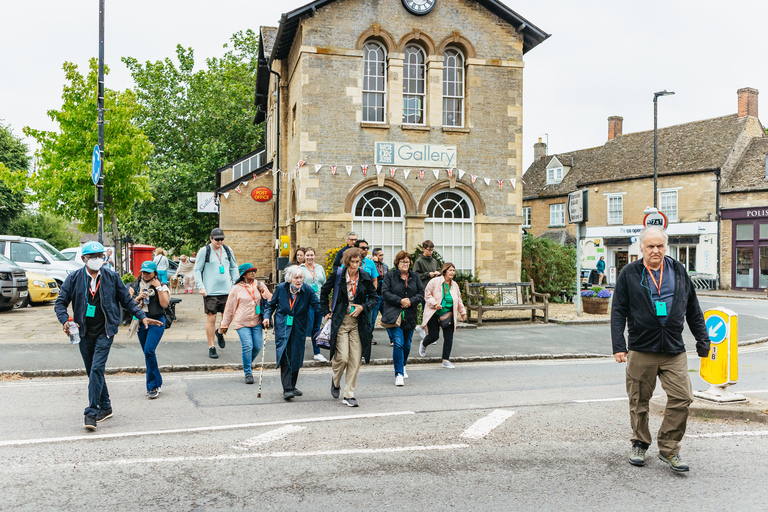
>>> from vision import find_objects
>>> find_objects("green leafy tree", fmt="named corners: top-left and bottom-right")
top-left (1, 60), bottom-right (152, 245)
top-left (6, 211), bottom-right (78, 250)
top-left (122, 30), bottom-right (264, 251)
top-left (0, 123), bottom-right (28, 232)
top-left (520, 234), bottom-right (577, 298)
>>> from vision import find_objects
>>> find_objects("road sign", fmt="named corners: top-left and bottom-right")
top-left (642, 208), bottom-right (668, 229)
top-left (706, 315), bottom-right (728, 344)
top-left (700, 308), bottom-right (738, 386)
top-left (567, 189), bottom-right (588, 223)
top-left (91, 145), bottom-right (101, 185)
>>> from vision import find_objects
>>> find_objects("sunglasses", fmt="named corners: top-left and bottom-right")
top-left (213, 237), bottom-right (224, 242)
top-left (359, 246), bottom-right (369, 250)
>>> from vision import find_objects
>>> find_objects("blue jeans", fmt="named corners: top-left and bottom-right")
top-left (388, 326), bottom-right (414, 377)
top-left (79, 333), bottom-right (113, 417)
top-left (236, 325), bottom-right (264, 375)
top-left (138, 316), bottom-right (165, 392)
top-left (370, 297), bottom-right (382, 330)
top-left (307, 307), bottom-right (322, 356)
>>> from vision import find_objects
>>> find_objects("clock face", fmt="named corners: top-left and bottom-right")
top-left (402, 0), bottom-right (436, 15)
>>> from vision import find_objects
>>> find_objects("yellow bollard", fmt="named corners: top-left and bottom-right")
top-left (695, 308), bottom-right (746, 403)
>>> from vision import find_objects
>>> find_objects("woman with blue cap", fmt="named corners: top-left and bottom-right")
top-left (128, 260), bottom-right (170, 399)
top-left (219, 263), bottom-right (273, 384)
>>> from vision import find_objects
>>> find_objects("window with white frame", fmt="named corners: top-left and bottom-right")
top-left (659, 189), bottom-right (678, 222)
top-left (607, 195), bottom-right (623, 224)
top-left (442, 48), bottom-right (464, 127)
top-left (424, 190), bottom-right (475, 272)
top-left (522, 206), bottom-right (531, 228)
top-left (402, 45), bottom-right (426, 125)
top-left (546, 167), bottom-right (563, 185)
top-left (550, 203), bottom-right (565, 226)
top-left (352, 189), bottom-right (405, 265)
top-left (362, 41), bottom-right (386, 123)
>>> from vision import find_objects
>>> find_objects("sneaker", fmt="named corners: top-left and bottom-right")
top-left (403, 368), bottom-right (409, 379)
top-left (314, 353), bottom-right (328, 362)
top-left (209, 347), bottom-right (218, 359)
top-left (245, 374), bottom-right (254, 384)
top-left (215, 329), bottom-right (225, 348)
top-left (419, 339), bottom-right (427, 357)
top-left (415, 325), bottom-right (426, 340)
top-left (658, 453), bottom-right (690, 472)
top-left (343, 397), bottom-right (359, 407)
top-left (331, 379), bottom-right (340, 399)
top-left (148, 388), bottom-right (159, 399)
top-left (283, 390), bottom-right (295, 400)
top-left (395, 375), bottom-right (404, 386)
top-left (95, 407), bottom-right (113, 423)
top-left (292, 388), bottom-right (303, 396)
top-left (442, 360), bottom-right (455, 369)
top-left (84, 415), bottom-right (97, 430)
top-left (629, 442), bottom-right (646, 467)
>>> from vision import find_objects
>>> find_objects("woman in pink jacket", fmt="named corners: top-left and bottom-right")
top-left (418, 262), bottom-right (467, 368)
top-left (219, 263), bottom-right (273, 384)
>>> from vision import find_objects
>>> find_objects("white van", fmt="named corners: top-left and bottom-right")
top-left (0, 236), bottom-right (82, 285)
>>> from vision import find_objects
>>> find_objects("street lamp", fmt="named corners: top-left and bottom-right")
top-left (653, 90), bottom-right (675, 208)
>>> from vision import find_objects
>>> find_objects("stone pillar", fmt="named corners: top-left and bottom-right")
top-left (404, 214), bottom-right (428, 252)
top-left (427, 56), bottom-right (444, 127)
top-left (388, 54), bottom-right (404, 127)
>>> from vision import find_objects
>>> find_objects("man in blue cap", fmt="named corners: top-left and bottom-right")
top-left (55, 241), bottom-right (163, 430)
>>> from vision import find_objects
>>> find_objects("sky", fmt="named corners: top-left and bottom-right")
top-left (1, 0), bottom-right (766, 173)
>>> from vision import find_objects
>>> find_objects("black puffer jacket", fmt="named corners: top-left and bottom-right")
top-left (381, 269), bottom-right (424, 331)
top-left (611, 257), bottom-right (709, 357)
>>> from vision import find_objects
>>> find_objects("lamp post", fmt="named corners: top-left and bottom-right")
top-left (653, 90), bottom-right (675, 208)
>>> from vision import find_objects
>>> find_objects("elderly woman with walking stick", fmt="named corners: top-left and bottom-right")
top-left (419, 262), bottom-right (467, 368)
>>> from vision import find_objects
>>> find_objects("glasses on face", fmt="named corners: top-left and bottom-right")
top-left (85, 254), bottom-right (104, 260)
top-left (213, 237), bottom-right (224, 242)
top-left (398, 260), bottom-right (410, 266)
top-left (359, 246), bottom-right (369, 250)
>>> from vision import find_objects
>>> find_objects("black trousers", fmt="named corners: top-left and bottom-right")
top-left (423, 313), bottom-right (454, 360)
top-left (277, 351), bottom-right (300, 391)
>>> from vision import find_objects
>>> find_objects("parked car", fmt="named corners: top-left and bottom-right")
top-left (15, 270), bottom-right (58, 308)
top-left (0, 236), bottom-right (81, 285)
top-left (0, 253), bottom-right (29, 312)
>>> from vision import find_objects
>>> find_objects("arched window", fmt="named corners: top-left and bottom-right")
top-left (402, 45), bottom-right (426, 125)
top-left (442, 48), bottom-right (465, 127)
top-left (362, 41), bottom-right (386, 123)
top-left (425, 190), bottom-right (475, 272)
top-left (353, 189), bottom-right (405, 266)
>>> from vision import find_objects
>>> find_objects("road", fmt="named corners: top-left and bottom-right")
top-left (697, 297), bottom-right (768, 343)
top-left (2, 344), bottom-right (768, 511)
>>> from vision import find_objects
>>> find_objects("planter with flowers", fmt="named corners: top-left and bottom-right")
top-left (581, 287), bottom-right (612, 315)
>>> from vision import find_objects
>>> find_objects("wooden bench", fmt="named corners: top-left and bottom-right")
top-left (464, 281), bottom-right (550, 326)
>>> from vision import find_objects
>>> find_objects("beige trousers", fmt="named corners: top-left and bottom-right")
top-left (333, 313), bottom-right (362, 399)
top-left (626, 350), bottom-right (693, 456)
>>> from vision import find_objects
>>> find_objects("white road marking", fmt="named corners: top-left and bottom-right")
top-left (688, 431), bottom-right (768, 439)
top-left (232, 425), bottom-right (306, 450)
top-left (87, 444), bottom-right (471, 466)
top-left (0, 411), bottom-right (415, 447)
top-left (573, 397), bottom-right (628, 403)
top-left (738, 389), bottom-right (768, 394)
top-left (460, 409), bottom-right (516, 439)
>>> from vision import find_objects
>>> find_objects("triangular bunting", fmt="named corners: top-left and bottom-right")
top-left (471, 174), bottom-right (477, 184)
top-left (403, 169), bottom-right (412, 180)
top-left (314, 164), bottom-right (322, 173)
top-left (497, 179), bottom-right (503, 190)
top-left (458, 169), bottom-right (466, 180)
top-left (510, 178), bottom-right (516, 189)
top-left (484, 178), bottom-right (491, 186)
top-left (361, 165), bottom-right (368, 176)
top-left (376, 165), bottom-right (382, 175)
top-left (222, 192), bottom-right (230, 199)
top-left (235, 185), bottom-right (242, 194)
top-left (419, 169), bottom-right (425, 180)
top-left (241, 181), bottom-right (248, 187)
top-left (331, 165), bottom-right (337, 176)
top-left (296, 160), bottom-right (306, 170)
top-left (432, 169), bottom-right (440, 180)
top-left (390, 167), bottom-right (397, 178)
top-left (345, 165), bottom-right (353, 176)
top-left (447, 168), bottom-right (453, 179)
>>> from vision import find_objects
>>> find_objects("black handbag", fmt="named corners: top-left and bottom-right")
top-left (438, 310), bottom-right (453, 329)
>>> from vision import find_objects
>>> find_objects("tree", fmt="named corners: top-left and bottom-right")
top-left (521, 234), bottom-right (577, 298)
top-left (1, 59), bottom-right (153, 243)
top-left (0, 123), bottom-right (28, 232)
top-left (122, 30), bottom-right (264, 251)
top-left (6, 211), bottom-right (78, 250)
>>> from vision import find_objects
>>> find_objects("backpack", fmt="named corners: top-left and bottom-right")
top-left (200, 243), bottom-right (234, 281)
top-left (130, 280), bottom-right (174, 329)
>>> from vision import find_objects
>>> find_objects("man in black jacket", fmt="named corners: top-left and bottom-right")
top-left (611, 227), bottom-right (709, 473)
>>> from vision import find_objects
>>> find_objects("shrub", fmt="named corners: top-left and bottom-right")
top-left (521, 234), bottom-right (576, 298)
top-left (409, 244), bottom-right (444, 268)
top-left (121, 273), bottom-right (135, 285)
top-left (324, 245), bottom-right (345, 275)
top-left (581, 287), bottom-right (612, 298)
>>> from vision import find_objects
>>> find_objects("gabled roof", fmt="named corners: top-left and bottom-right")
top-left (254, 27), bottom-right (278, 125)
top-left (524, 115), bottom-right (750, 200)
top-left (723, 137), bottom-right (768, 193)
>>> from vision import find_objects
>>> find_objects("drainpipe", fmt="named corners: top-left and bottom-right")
top-left (714, 168), bottom-right (721, 289)
top-left (269, 67), bottom-right (281, 279)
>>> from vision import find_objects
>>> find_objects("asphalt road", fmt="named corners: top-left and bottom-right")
top-left (697, 297), bottom-right (768, 342)
top-left (2, 345), bottom-right (768, 511)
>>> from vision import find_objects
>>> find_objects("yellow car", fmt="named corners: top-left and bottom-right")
top-left (17, 271), bottom-right (59, 308)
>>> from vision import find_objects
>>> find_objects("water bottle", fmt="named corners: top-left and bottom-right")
top-left (68, 316), bottom-right (79, 345)
top-left (143, 288), bottom-right (150, 306)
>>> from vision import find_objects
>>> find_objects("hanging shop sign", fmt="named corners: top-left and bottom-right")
top-left (251, 187), bottom-right (273, 202)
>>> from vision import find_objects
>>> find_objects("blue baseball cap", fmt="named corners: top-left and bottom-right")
top-left (81, 241), bottom-right (105, 256)
top-left (140, 261), bottom-right (157, 273)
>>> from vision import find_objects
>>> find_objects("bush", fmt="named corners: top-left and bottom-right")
top-left (582, 286), bottom-right (611, 298)
top-left (521, 234), bottom-right (576, 298)
top-left (122, 273), bottom-right (135, 285)
top-left (409, 244), bottom-right (444, 268)
top-left (6, 212), bottom-right (78, 250)
top-left (324, 245), bottom-right (345, 275)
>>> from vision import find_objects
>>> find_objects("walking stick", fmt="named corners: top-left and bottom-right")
top-left (257, 327), bottom-right (268, 398)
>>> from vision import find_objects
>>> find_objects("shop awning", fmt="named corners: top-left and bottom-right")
top-left (603, 237), bottom-right (632, 246)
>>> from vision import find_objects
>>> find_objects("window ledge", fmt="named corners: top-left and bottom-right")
top-left (523, 225), bottom-right (531, 229)
top-left (402, 124), bottom-right (430, 131)
top-left (548, 224), bottom-right (566, 228)
top-left (442, 126), bottom-right (469, 133)
top-left (360, 122), bottom-right (390, 129)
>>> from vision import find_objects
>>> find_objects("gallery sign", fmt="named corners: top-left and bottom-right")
top-left (197, 192), bottom-right (218, 213)
top-left (375, 142), bottom-right (457, 168)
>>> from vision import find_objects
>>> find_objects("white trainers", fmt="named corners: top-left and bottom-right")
top-left (395, 375), bottom-right (404, 386)
top-left (442, 360), bottom-right (455, 369)
top-left (403, 368), bottom-right (409, 379)
top-left (415, 325), bottom-right (426, 340)
top-left (314, 353), bottom-right (328, 362)
top-left (419, 339), bottom-right (427, 357)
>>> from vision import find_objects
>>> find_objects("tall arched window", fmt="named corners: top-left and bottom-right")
top-left (443, 48), bottom-right (465, 127)
top-left (353, 189), bottom-right (406, 265)
top-left (425, 190), bottom-right (475, 272)
top-left (362, 41), bottom-right (387, 123)
top-left (402, 45), bottom-right (426, 125)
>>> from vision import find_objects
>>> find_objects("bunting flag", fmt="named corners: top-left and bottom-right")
top-left (447, 168), bottom-right (453, 179)
top-left (235, 185), bottom-right (242, 194)
top-left (483, 178), bottom-right (491, 186)
top-left (390, 167), bottom-right (397, 177)
top-left (510, 178), bottom-right (516, 189)
top-left (331, 165), bottom-right (337, 176)
top-left (223, 192), bottom-right (230, 199)
top-left (471, 174), bottom-right (477, 184)
top-left (361, 165), bottom-right (368, 176)
top-left (403, 169), bottom-right (412, 180)
top-left (497, 179), bottom-right (503, 190)
top-left (345, 165), bottom-right (353, 176)
top-left (296, 160), bottom-right (306, 170)
top-left (252, 172), bottom-right (257, 180)
top-left (242, 181), bottom-right (248, 187)
top-left (419, 169), bottom-right (425, 180)
top-left (376, 165), bottom-right (382, 175)
top-left (432, 169), bottom-right (440, 180)
top-left (314, 164), bottom-right (322, 173)
top-left (458, 169), bottom-right (466, 180)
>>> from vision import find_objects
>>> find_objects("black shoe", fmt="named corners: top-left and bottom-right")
top-left (283, 390), bottom-right (295, 400)
top-left (95, 407), bottom-right (113, 422)
top-left (84, 415), bottom-right (97, 430)
top-left (292, 388), bottom-right (303, 396)
top-left (343, 397), bottom-right (359, 407)
top-left (371, 340), bottom-right (377, 345)
top-left (148, 388), bottom-right (159, 399)
top-left (331, 379), bottom-right (340, 399)
top-left (216, 329), bottom-right (225, 348)
top-left (245, 374), bottom-right (254, 384)
top-left (209, 347), bottom-right (218, 359)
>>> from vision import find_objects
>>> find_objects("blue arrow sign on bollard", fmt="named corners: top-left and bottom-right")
top-left (91, 145), bottom-right (101, 185)
top-left (706, 315), bottom-right (727, 344)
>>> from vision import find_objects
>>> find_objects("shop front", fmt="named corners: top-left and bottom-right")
top-left (721, 207), bottom-right (768, 290)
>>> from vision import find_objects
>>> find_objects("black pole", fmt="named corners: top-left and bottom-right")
top-left (714, 169), bottom-right (721, 289)
top-left (269, 68), bottom-right (281, 278)
top-left (97, 0), bottom-right (105, 244)
top-left (653, 95), bottom-right (658, 209)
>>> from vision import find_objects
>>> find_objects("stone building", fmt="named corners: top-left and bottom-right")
top-left (523, 87), bottom-right (767, 291)
top-left (214, 0), bottom-right (549, 280)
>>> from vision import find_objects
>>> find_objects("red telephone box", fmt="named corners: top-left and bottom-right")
top-left (130, 244), bottom-right (155, 277)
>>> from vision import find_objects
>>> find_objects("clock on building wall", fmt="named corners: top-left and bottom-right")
top-left (402, 0), bottom-right (436, 15)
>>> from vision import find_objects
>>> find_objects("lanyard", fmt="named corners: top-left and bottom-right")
top-left (375, 262), bottom-right (383, 276)
top-left (347, 271), bottom-right (358, 299)
top-left (243, 281), bottom-right (258, 303)
top-left (307, 264), bottom-right (316, 282)
top-left (644, 260), bottom-right (664, 294)
top-left (213, 247), bottom-right (223, 264)
top-left (288, 293), bottom-right (297, 312)
top-left (443, 282), bottom-right (451, 299)
top-left (403, 273), bottom-right (408, 289)
top-left (84, 272), bottom-right (100, 300)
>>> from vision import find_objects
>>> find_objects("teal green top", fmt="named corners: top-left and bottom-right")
top-left (438, 282), bottom-right (453, 315)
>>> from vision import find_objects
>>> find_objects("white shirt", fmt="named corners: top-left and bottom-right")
top-left (87, 270), bottom-right (101, 293)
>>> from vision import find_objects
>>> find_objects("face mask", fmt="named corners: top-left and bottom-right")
top-left (86, 258), bottom-right (102, 271)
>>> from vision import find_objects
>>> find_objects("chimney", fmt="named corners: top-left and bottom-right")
top-left (608, 116), bottom-right (623, 140)
top-left (533, 137), bottom-right (547, 161)
top-left (738, 87), bottom-right (758, 118)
